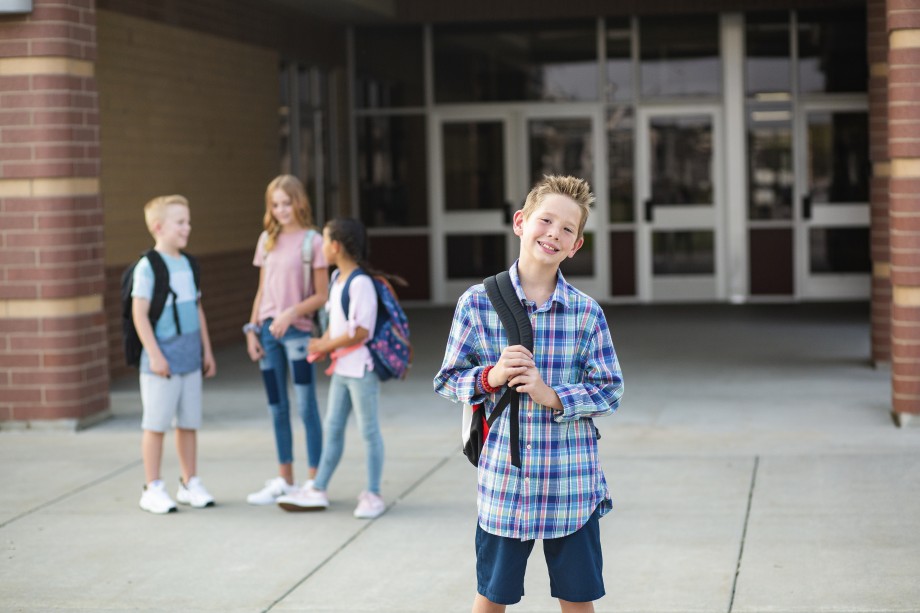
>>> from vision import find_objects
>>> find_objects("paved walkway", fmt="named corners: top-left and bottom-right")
top-left (2, 303), bottom-right (919, 612)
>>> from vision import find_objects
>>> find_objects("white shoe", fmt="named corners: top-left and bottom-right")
top-left (277, 486), bottom-right (328, 512)
top-left (353, 491), bottom-right (385, 519)
top-left (247, 477), bottom-right (298, 505)
top-left (176, 476), bottom-right (215, 508)
top-left (139, 480), bottom-right (177, 514)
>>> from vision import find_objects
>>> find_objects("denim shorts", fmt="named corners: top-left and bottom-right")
top-left (475, 506), bottom-right (604, 605)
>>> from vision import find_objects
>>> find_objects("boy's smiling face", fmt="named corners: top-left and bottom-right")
top-left (513, 194), bottom-right (584, 267)
top-left (154, 203), bottom-right (190, 252)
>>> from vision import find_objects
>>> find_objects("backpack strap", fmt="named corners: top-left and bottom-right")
top-left (183, 251), bottom-right (200, 305)
top-left (145, 250), bottom-right (185, 335)
top-left (482, 271), bottom-right (533, 469)
top-left (339, 268), bottom-right (366, 319)
top-left (301, 229), bottom-right (316, 299)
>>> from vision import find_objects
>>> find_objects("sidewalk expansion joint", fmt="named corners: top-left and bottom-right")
top-left (728, 455), bottom-right (759, 613)
top-left (0, 459), bottom-right (141, 530)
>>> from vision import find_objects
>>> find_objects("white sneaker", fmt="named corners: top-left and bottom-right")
top-left (353, 491), bottom-right (385, 519)
top-left (277, 485), bottom-right (328, 512)
top-left (139, 480), bottom-right (177, 514)
top-left (247, 477), bottom-right (298, 505)
top-left (176, 476), bottom-right (215, 508)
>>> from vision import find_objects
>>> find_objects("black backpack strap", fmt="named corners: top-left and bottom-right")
top-left (145, 250), bottom-right (181, 334)
top-left (483, 272), bottom-right (532, 469)
top-left (494, 270), bottom-right (532, 351)
top-left (183, 251), bottom-right (200, 304)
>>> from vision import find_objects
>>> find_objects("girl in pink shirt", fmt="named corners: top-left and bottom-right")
top-left (277, 218), bottom-right (402, 520)
top-left (244, 175), bottom-right (329, 506)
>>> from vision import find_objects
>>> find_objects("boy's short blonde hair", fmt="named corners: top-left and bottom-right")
top-left (144, 195), bottom-right (189, 236)
top-left (521, 175), bottom-right (595, 238)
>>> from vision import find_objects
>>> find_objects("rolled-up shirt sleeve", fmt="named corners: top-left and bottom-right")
top-left (433, 290), bottom-right (491, 406)
top-left (552, 306), bottom-right (623, 422)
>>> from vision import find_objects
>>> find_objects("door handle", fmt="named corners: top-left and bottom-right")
top-left (644, 199), bottom-right (654, 223)
top-left (802, 193), bottom-right (812, 220)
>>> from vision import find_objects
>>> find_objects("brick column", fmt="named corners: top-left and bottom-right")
top-left (0, 0), bottom-right (109, 429)
top-left (870, 0), bottom-right (892, 365)
top-left (888, 0), bottom-right (920, 425)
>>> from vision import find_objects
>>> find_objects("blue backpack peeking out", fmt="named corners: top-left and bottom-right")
top-left (333, 268), bottom-right (412, 381)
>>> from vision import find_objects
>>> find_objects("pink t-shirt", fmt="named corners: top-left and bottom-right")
top-left (327, 272), bottom-right (377, 377)
top-left (253, 229), bottom-right (327, 332)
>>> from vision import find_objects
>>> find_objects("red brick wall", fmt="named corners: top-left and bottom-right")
top-left (868, 0), bottom-right (891, 365)
top-left (0, 0), bottom-right (109, 427)
top-left (887, 0), bottom-right (920, 417)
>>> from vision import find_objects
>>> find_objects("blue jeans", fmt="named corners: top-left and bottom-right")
top-left (258, 319), bottom-right (322, 469)
top-left (313, 370), bottom-right (383, 494)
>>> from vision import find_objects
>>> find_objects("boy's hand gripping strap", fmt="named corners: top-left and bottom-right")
top-left (483, 271), bottom-right (534, 469)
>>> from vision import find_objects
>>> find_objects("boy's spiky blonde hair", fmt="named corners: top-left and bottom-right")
top-left (143, 195), bottom-right (189, 236)
top-left (521, 175), bottom-right (594, 238)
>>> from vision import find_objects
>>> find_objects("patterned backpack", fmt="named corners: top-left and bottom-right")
top-left (338, 269), bottom-right (412, 381)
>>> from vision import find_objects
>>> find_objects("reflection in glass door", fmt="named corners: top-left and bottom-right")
top-left (637, 107), bottom-right (724, 301)
top-left (523, 110), bottom-right (604, 299)
top-left (796, 104), bottom-right (871, 298)
top-left (432, 111), bottom-right (517, 302)
top-left (431, 108), bottom-right (603, 303)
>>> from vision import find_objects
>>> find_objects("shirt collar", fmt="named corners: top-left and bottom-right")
top-left (509, 260), bottom-right (570, 310)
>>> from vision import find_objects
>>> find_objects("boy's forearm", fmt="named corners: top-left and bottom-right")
top-left (198, 304), bottom-right (214, 354)
top-left (132, 300), bottom-right (164, 359)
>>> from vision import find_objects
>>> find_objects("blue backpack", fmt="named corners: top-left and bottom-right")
top-left (336, 268), bottom-right (412, 381)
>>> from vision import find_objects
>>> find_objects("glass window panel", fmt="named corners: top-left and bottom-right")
top-left (559, 232), bottom-right (594, 277)
top-left (608, 107), bottom-right (634, 222)
top-left (797, 9), bottom-right (867, 94)
top-left (606, 18), bottom-right (633, 102)
top-left (443, 121), bottom-right (505, 211)
top-left (357, 115), bottom-right (428, 227)
top-left (809, 227), bottom-right (870, 274)
top-left (447, 234), bottom-right (506, 279)
top-left (653, 230), bottom-right (715, 275)
top-left (434, 20), bottom-right (598, 103)
top-left (354, 26), bottom-right (424, 108)
top-left (745, 12), bottom-right (791, 97)
top-left (640, 15), bottom-right (721, 98)
top-left (808, 112), bottom-right (869, 204)
top-left (528, 118), bottom-right (593, 189)
top-left (650, 116), bottom-right (713, 205)
top-left (747, 106), bottom-right (793, 220)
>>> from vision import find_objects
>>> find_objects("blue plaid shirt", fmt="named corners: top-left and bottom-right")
top-left (434, 262), bottom-right (624, 540)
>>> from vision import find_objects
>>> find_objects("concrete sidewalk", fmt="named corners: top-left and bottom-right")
top-left (2, 303), bottom-right (919, 612)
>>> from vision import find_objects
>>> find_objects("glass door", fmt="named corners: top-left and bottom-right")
top-left (521, 107), bottom-right (606, 299)
top-left (430, 109), bottom-right (519, 302)
top-left (795, 101), bottom-right (871, 299)
top-left (637, 106), bottom-right (725, 301)
top-left (431, 106), bottom-right (603, 303)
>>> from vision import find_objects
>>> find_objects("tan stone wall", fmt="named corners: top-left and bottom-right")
top-left (96, 10), bottom-right (278, 266)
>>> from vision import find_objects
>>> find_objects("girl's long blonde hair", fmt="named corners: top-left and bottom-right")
top-left (263, 174), bottom-right (315, 252)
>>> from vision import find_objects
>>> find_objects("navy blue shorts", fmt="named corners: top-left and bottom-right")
top-left (475, 507), bottom-right (605, 605)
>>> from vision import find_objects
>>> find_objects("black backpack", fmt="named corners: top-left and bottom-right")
top-left (120, 249), bottom-right (200, 367)
top-left (461, 271), bottom-right (533, 469)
